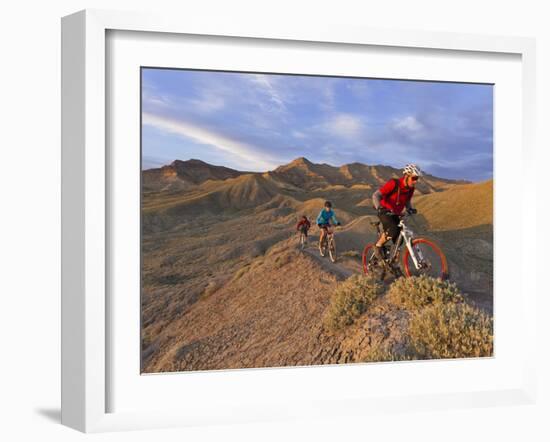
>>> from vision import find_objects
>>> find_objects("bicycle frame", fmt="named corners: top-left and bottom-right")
top-left (319, 224), bottom-right (336, 238)
top-left (320, 225), bottom-right (337, 252)
top-left (382, 216), bottom-right (424, 270)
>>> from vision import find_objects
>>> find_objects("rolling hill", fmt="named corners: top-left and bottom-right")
top-left (142, 158), bottom-right (247, 192)
top-left (414, 179), bottom-right (493, 231)
top-left (142, 157), bottom-right (468, 232)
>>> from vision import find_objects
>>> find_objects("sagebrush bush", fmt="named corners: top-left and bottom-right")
top-left (324, 275), bottom-right (383, 331)
top-left (408, 303), bottom-right (493, 359)
top-left (388, 275), bottom-right (463, 309)
top-left (360, 341), bottom-right (415, 363)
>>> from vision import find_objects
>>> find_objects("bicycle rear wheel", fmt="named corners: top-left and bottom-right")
top-left (402, 238), bottom-right (449, 280)
top-left (300, 233), bottom-right (306, 249)
top-left (362, 244), bottom-right (385, 280)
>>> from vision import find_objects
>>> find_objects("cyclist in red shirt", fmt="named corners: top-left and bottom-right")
top-left (296, 215), bottom-right (311, 237)
top-left (371, 164), bottom-right (421, 259)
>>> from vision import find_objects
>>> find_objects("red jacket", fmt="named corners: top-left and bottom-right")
top-left (379, 177), bottom-right (415, 215)
top-left (296, 218), bottom-right (311, 230)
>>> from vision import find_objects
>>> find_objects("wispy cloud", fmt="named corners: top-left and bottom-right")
top-left (249, 74), bottom-right (288, 113)
top-left (143, 87), bottom-right (225, 115)
top-left (189, 92), bottom-right (225, 113)
top-left (320, 84), bottom-right (336, 110)
top-left (392, 115), bottom-right (424, 133)
top-left (292, 130), bottom-right (307, 139)
top-left (142, 112), bottom-right (279, 171)
top-left (322, 114), bottom-right (364, 139)
top-left (142, 86), bottom-right (173, 109)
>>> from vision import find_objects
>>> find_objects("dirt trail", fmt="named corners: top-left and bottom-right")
top-left (301, 244), bottom-right (354, 280)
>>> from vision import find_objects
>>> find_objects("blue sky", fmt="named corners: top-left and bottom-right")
top-left (142, 68), bottom-right (493, 181)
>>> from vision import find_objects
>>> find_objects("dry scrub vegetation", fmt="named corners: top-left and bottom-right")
top-left (408, 303), bottom-right (493, 359)
top-left (326, 275), bottom-right (493, 361)
top-left (387, 275), bottom-right (464, 309)
top-left (324, 275), bottom-right (383, 331)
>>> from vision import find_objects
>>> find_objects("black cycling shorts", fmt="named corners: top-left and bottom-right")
top-left (378, 213), bottom-right (401, 242)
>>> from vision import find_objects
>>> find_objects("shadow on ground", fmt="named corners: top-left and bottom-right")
top-left (34, 408), bottom-right (61, 423)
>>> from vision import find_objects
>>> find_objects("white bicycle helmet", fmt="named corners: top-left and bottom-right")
top-left (403, 163), bottom-right (422, 177)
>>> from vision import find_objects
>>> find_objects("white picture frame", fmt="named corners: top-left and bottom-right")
top-left (61, 9), bottom-right (538, 433)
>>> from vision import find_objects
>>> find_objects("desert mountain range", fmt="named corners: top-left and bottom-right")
top-left (143, 156), bottom-right (465, 193)
top-left (141, 158), bottom-right (493, 372)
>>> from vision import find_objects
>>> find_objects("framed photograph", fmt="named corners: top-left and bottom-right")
top-left (61, 9), bottom-right (538, 433)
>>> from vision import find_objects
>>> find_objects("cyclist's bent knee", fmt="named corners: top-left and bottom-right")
top-left (378, 213), bottom-right (400, 243)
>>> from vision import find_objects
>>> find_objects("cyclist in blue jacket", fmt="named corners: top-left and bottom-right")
top-left (316, 201), bottom-right (341, 251)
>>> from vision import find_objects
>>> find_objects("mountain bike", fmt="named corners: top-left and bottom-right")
top-left (298, 228), bottom-right (308, 250)
top-left (319, 224), bottom-right (338, 263)
top-left (362, 213), bottom-right (448, 280)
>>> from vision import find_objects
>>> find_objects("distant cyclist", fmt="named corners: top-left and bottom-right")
top-left (296, 215), bottom-right (312, 237)
top-left (316, 201), bottom-right (341, 251)
top-left (371, 164), bottom-right (421, 259)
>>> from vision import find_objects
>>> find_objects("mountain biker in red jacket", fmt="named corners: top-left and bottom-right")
top-left (371, 164), bottom-right (421, 259)
top-left (296, 215), bottom-right (311, 237)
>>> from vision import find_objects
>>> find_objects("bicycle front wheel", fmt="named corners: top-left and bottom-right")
top-left (402, 238), bottom-right (449, 280)
top-left (319, 238), bottom-right (328, 257)
top-left (329, 237), bottom-right (336, 263)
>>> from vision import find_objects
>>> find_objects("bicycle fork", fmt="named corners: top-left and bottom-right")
top-left (404, 236), bottom-right (424, 270)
